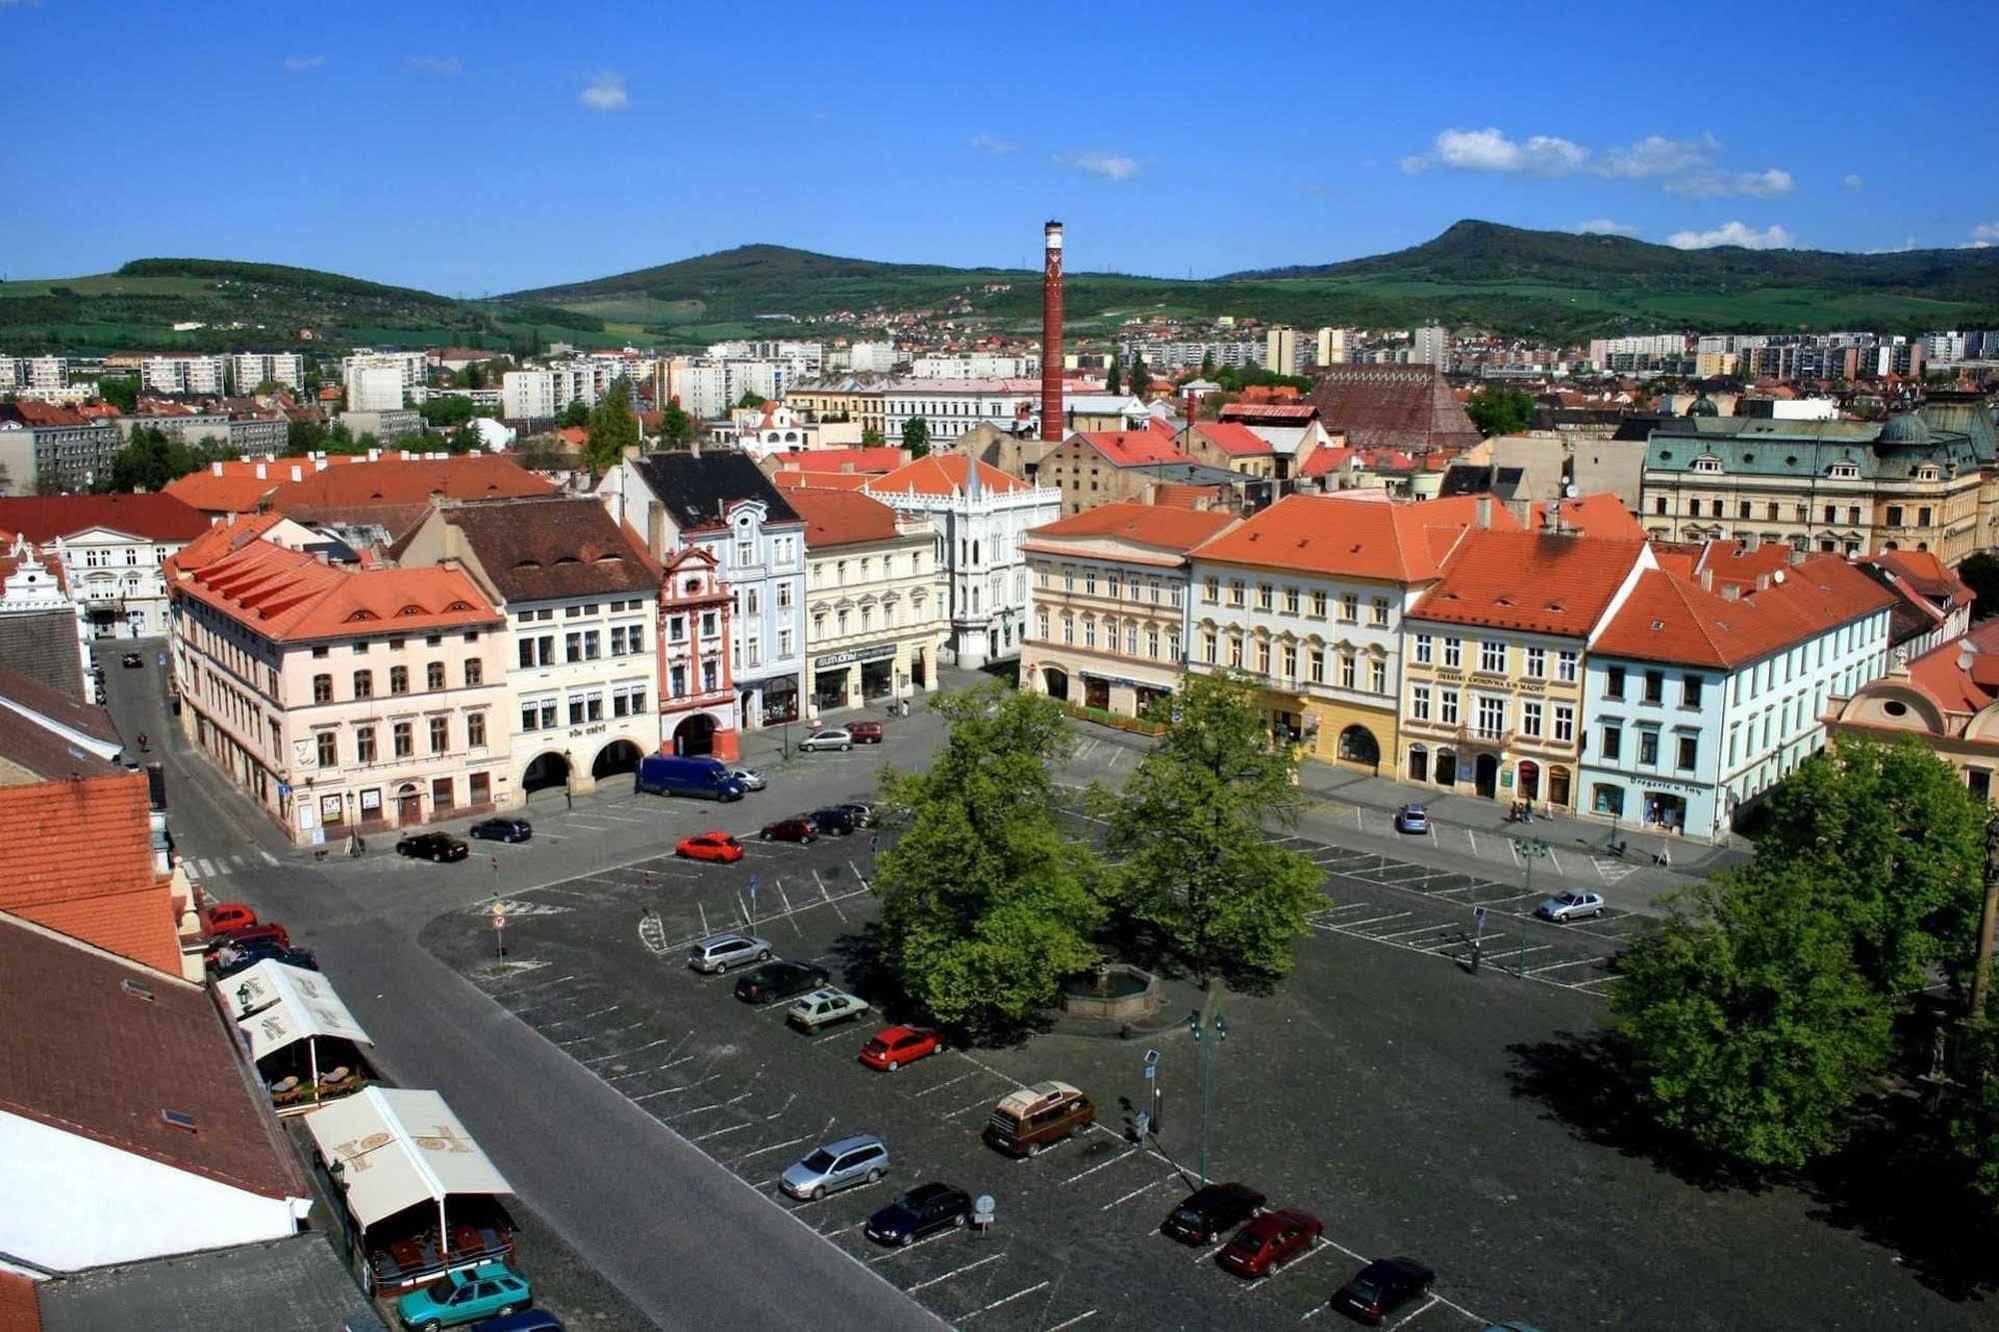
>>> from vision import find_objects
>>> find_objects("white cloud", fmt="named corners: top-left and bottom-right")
top-left (968, 134), bottom-right (1015, 155)
top-left (579, 72), bottom-right (628, 111)
top-left (1968, 222), bottom-right (1999, 249)
top-left (1864, 236), bottom-right (1918, 254)
top-left (1596, 132), bottom-right (1718, 180)
top-left (1401, 127), bottom-right (1588, 176)
top-left (1666, 168), bottom-right (1794, 199)
top-left (1843, 173), bottom-right (1865, 190)
top-left (281, 54), bottom-right (326, 72)
top-left (1062, 151), bottom-right (1140, 182)
top-left (1574, 218), bottom-right (1641, 237)
top-left (405, 55), bottom-right (461, 75)
top-left (1666, 221), bottom-right (1796, 251)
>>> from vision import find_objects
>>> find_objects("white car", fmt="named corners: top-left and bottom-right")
top-left (1534, 890), bottom-right (1605, 923)
top-left (799, 728), bottom-right (853, 753)
top-left (731, 767), bottom-right (767, 791)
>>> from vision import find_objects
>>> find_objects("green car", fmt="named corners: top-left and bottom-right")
top-left (396, 1262), bottom-right (532, 1331)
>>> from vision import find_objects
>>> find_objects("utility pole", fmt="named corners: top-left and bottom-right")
top-left (1971, 817), bottom-right (1999, 1019)
top-left (1514, 836), bottom-right (1551, 979)
top-left (1187, 1007), bottom-right (1228, 1187)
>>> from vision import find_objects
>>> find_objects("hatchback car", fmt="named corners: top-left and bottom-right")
top-left (848, 721), bottom-right (884, 744)
top-left (395, 1261), bottom-right (531, 1330)
top-left (675, 831), bottom-right (745, 863)
top-left (1160, 1181), bottom-right (1266, 1245)
top-left (688, 933), bottom-right (773, 974)
top-left (859, 1025), bottom-right (943, 1071)
top-left (787, 988), bottom-right (870, 1033)
top-left (397, 832), bottom-right (469, 862)
top-left (798, 728), bottom-right (853, 753)
top-left (761, 816), bottom-right (819, 843)
top-left (865, 1182), bottom-right (972, 1246)
top-left (731, 767), bottom-right (767, 791)
top-left (1535, 890), bottom-right (1605, 923)
top-left (202, 901), bottom-right (258, 937)
top-left (780, 1133), bottom-right (888, 1201)
top-left (468, 817), bottom-right (532, 843)
top-left (835, 801), bottom-right (874, 828)
top-left (810, 806), bottom-right (858, 836)
top-left (1217, 1208), bottom-right (1324, 1277)
top-left (734, 960), bottom-right (830, 1005)
top-left (1393, 803), bottom-right (1430, 834)
top-left (1332, 1256), bottom-right (1435, 1325)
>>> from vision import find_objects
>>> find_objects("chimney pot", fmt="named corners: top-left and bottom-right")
top-left (254, 462), bottom-right (266, 480)
top-left (1475, 495), bottom-right (1492, 529)
top-left (1789, 547), bottom-right (1806, 566)
top-left (1744, 531), bottom-right (1761, 552)
top-left (1755, 572), bottom-right (1771, 592)
top-left (1960, 641), bottom-right (1976, 673)
top-left (1721, 584), bottom-right (1741, 601)
top-left (1700, 568), bottom-right (1714, 591)
top-left (290, 464), bottom-right (302, 482)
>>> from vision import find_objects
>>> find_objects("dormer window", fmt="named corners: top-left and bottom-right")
top-left (1691, 456), bottom-right (1722, 474)
top-left (1829, 462), bottom-right (1859, 479)
top-left (1916, 466), bottom-right (1940, 482)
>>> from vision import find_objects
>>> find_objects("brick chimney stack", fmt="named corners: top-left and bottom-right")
top-left (1040, 221), bottom-right (1064, 442)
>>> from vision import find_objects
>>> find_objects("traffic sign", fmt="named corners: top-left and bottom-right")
top-left (277, 782), bottom-right (291, 797)
top-left (493, 913), bottom-right (506, 931)
top-left (1473, 906), bottom-right (1488, 936)
top-left (1143, 1064), bottom-right (1155, 1080)
top-left (1143, 1048), bottom-right (1160, 1067)
top-left (749, 874), bottom-right (759, 891)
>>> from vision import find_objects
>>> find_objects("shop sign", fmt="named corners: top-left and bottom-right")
top-left (813, 643), bottom-right (898, 669)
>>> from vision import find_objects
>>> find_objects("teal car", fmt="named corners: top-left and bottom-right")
top-left (396, 1262), bottom-right (532, 1331)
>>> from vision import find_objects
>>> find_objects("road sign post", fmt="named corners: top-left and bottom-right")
top-left (493, 911), bottom-right (506, 959)
top-left (1143, 1047), bottom-right (1162, 1135)
top-left (1513, 836), bottom-right (1552, 978)
top-left (748, 873), bottom-right (759, 927)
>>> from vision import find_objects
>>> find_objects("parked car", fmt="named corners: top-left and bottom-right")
top-left (469, 1312), bottom-right (564, 1332)
top-left (201, 901), bottom-right (257, 937)
top-left (780, 1133), bottom-right (888, 1201)
top-left (761, 816), bottom-right (819, 844)
top-left (798, 728), bottom-right (853, 753)
top-left (687, 933), bottom-right (772, 974)
top-left (634, 754), bottom-right (746, 801)
top-left (848, 721), bottom-right (883, 744)
top-left (734, 960), bottom-right (830, 1005)
top-left (787, 988), bottom-right (870, 1033)
top-left (395, 1261), bottom-right (532, 1331)
top-left (835, 801), bottom-right (874, 828)
top-left (468, 817), bottom-right (532, 843)
top-left (1534, 890), bottom-right (1605, 923)
top-left (1393, 803), bottom-right (1430, 834)
top-left (858, 1025), bottom-right (943, 1072)
top-left (1160, 1181), bottom-right (1266, 1246)
top-left (731, 767), bottom-right (767, 792)
top-left (120, 652), bottom-right (143, 668)
top-left (675, 831), bottom-right (745, 863)
top-left (985, 1081), bottom-right (1094, 1157)
top-left (397, 832), bottom-right (469, 863)
top-left (865, 1182), bottom-right (972, 1246)
top-left (204, 921), bottom-right (290, 957)
top-left (1331, 1257), bottom-right (1435, 1326)
top-left (211, 943), bottom-right (319, 979)
top-left (810, 806), bottom-right (858, 836)
top-left (1217, 1208), bottom-right (1323, 1277)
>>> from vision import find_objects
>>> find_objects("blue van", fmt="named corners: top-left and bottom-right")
top-left (634, 755), bottom-right (747, 801)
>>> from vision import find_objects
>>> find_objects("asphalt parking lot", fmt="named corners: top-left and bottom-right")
top-left (421, 787), bottom-right (1992, 1331)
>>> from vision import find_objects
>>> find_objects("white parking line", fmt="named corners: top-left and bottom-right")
top-left (1241, 1236), bottom-right (1336, 1290)
top-left (259, 849), bottom-right (279, 865)
top-left (1061, 1147), bottom-right (1140, 1185)
top-left (662, 1101), bottom-right (724, 1120)
top-left (1100, 1178), bottom-right (1166, 1210)
top-left (632, 1073), bottom-right (719, 1101)
top-left (940, 1095), bottom-right (997, 1118)
top-left (815, 870), bottom-right (848, 923)
top-left (962, 1281), bottom-right (1050, 1320)
top-left (1525, 956), bottom-right (1608, 975)
top-left (1546, 848), bottom-right (1564, 874)
top-left (543, 1004), bottom-right (621, 1027)
top-left (1044, 1311), bottom-right (1098, 1331)
top-left (1385, 1294), bottom-right (1440, 1330)
top-left (733, 1135), bottom-right (808, 1162)
top-left (1340, 912), bottom-right (1413, 930)
top-left (1373, 923), bottom-right (1462, 942)
top-left (1193, 1240), bottom-right (1230, 1264)
top-left (908, 1252), bottom-right (1005, 1293)
top-left (1319, 902), bottom-right (1375, 915)
top-left (869, 1228), bottom-right (960, 1262)
top-left (692, 1121), bottom-right (754, 1143)
top-left (1569, 973), bottom-right (1625, 990)
top-left (913, 1070), bottom-right (981, 1098)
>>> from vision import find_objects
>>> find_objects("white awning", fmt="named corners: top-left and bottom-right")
top-left (228, 959), bottom-right (374, 1061)
top-left (303, 1087), bottom-right (513, 1229)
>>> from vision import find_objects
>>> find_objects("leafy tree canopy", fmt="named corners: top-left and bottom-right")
top-left (860, 424), bottom-right (885, 446)
top-left (1464, 385), bottom-right (1535, 437)
top-left (584, 377), bottom-right (640, 472)
top-left (96, 375), bottom-right (139, 412)
top-left (901, 416), bottom-right (931, 459)
top-left (659, 401), bottom-right (695, 449)
top-left (1958, 551), bottom-right (1999, 620)
top-left (99, 425), bottom-right (239, 493)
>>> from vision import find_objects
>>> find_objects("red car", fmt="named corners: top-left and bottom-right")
top-left (205, 921), bottom-right (290, 957)
top-left (858, 1025), bottom-right (943, 1071)
top-left (675, 831), bottom-right (745, 864)
top-left (848, 721), bottom-right (883, 744)
top-left (761, 817), bottom-right (818, 843)
top-left (1217, 1209), bottom-right (1324, 1278)
top-left (202, 901), bottom-right (257, 937)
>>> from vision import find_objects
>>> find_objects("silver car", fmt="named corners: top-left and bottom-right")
top-left (799, 728), bottom-right (853, 753)
top-left (1534, 890), bottom-right (1605, 923)
top-left (780, 1133), bottom-right (888, 1201)
top-left (731, 767), bottom-right (767, 791)
top-left (687, 932), bottom-right (773, 973)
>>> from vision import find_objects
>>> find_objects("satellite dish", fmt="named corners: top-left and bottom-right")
top-left (1563, 482), bottom-right (1579, 498)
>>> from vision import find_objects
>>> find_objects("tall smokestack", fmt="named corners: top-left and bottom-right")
top-left (1040, 220), bottom-right (1064, 442)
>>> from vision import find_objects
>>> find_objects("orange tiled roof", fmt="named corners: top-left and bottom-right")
top-left (173, 532), bottom-right (501, 642)
top-left (869, 454), bottom-right (1029, 496)
top-left (1595, 558), bottom-right (1899, 668)
top-left (1074, 430), bottom-right (1193, 467)
top-left (1905, 619), bottom-right (1999, 713)
top-left (1409, 530), bottom-right (1648, 636)
top-left (1691, 539), bottom-right (1801, 595)
top-left (272, 455), bottom-right (555, 509)
top-left (775, 471), bottom-right (874, 492)
top-left (0, 494), bottom-right (208, 543)
top-left (1192, 493), bottom-right (1517, 582)
top-left (1150, 484), bottom-right (1222, 509)
top-left (770, 446), bottom-right (904, 474)
top-left (1526, 492), bottom-right (1647, 541)
top-left (1025, 502), bottom-right (1237, 553)
top-left (0, 772), bottom-right (181, 974)
top-left (1869, 548), bottom-right (1973, 606)
top-left (783, 489), bottom-right (906, 548)
top-left (1192, 422), bottom-right (1271, 458)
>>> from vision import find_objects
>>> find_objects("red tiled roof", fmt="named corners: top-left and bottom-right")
top-left (271, 456), bottom-right (555, 510)
top-left (775, 471), bottom-right (874, 492)
top-left (1307, 366), bottom-right (1481, 454)
top-left (1074, 430), bottom-right (1194, 467)
top-left (1906, 619), bottom-right (1999, 713)
top-left (0, 662), bottom-right (121, 746)
top-left (1192, 422), bottom-right (1271, 458)
top-left (1869, 549), bottom-right (1972, 606)
top-left (165, 511), bottom-right (291, 577)
top-left (0, 1269), bottom-right (38, 1332)
top-left (0, 772), bottom-right (181, 973)
top-left (1218, 402), bottom-right (1317, 423)
top-left (770, 446), bottom-right (904, 474)
top-left (556, 426), bottom-right (589, 448)
top-left (1409, 531), bottom-right (1648, 636)
top-left (172, 535), bottom-right (501, 643)
top-left (1526, 492), bottom-right (1647, 541)
top-left (1691, 539), bottom-right (1800, 595)
top-left (1299, 446), bottom-right (1356, 478)
top-left (162, 468), bottom-right (282, 513)
top-left (1595, 558), bottom-right (1899, 669)
top-left (1150, 484), bottom-right (1222, 509)
top-left (3, 400), bottom-right (88, 427)
top-left (0, 495), bottom-right (208, 544)
top-left (1648, 541), bottom-right (1704, 579)
top-left (1192, 493), bottom-right (1518, 582)
top-left (869, 455), bottom-right (1029, 496)
top-left (1025, 502), bottom-right (1238, 553)
top-left (783, 489), bottom-right (906, 548)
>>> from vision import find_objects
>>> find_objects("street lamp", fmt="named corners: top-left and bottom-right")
top-left (1186, 1008), bottom-right (1228, 1186)
top-left (1513, 836), bottom-right (1552, 979)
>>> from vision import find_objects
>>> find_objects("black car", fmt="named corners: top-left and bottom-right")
top-left (211, 943), bottom-right (320, 980)
top-left (1159, 1182), bottom-right (1266, 1245)
top-left (120, 652), bottom-right (144, 668)
top-left (865, 1182), bottom-right (973, 1247)
top-left (468, 817), bottom-right (533, 843)
top-left (396, 832), bottom-right (469, 862)
top-left (810, 806), bottom-right (858, 836)
top-left (1331, 1257), bottom-right (1435, 1325)
top-left (734, 960), bottom-right (831, 1005)
top-left (761, 816), bottom-right (819, 843)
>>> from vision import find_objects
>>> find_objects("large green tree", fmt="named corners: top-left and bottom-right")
top-left (860, 425), bottom-right (886, 446)
top-left (559, 398), bottom-right (591, 429)
top-left (100, 426), bottom-right (239, 493)
top-left (1958, 551), bottom-right (1999, 620)
top-left (901, 416), bottom-right (931, 459)
top-left (1101, 671), bottom-right (1322, 984)
top-left (1128, 355), bottom-right (1151, 397)
top-left (658, 401), bottom-right (695, 449)
top-left (1464, 385), bottom-right (1535, 437)
top-left (1105, 356), bottom-right (1122, 395)
top-left (96, 374), bottom-right (139, 412)
top-left (873, 685), bottom-right (1104, 1037)
top-left (584, 379), bottom-right (640, 473)
top-left (419, 395), bottom-right (477, 428)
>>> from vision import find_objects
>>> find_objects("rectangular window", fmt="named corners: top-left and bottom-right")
top-left (569, 696), bottom-right (586, 726)
top-left (1476, 695), bottom-right (1505, 738)
top-left (1340, 653), bottom-right (1356, 689)
top-left (393, 722), bottom-right (413, 758)
top-left (1202, 576), bottom-right (1218, 603)
top-left (1371, 659), bottom-right (1386, 693)
top-left (427, 661), bottom-right (445, 690)
top-left (584, 630), bottom-right (601, 660)
top-left (1167, 631), bottom-right (1182, 660)
top-left (1147, 626), bottom-right (1160, 658)
top-left (1643, 670), bottom-right (1664, 704)
top-left (1228, 580), bottom-right (1245, 607)
top-left (1557, 651), bottom-right (1579, 683)
top-left (1521, 699), bottom-right (1543, 738)
top-left (1601, 724), bottom-right (1621, 760)
top-left (1479, 640), bottom-right (1505, 674)
top-left (1677, 734), bottom-right (1698, 769)
top-left (313, 673), bottom-right (332, 703)
top-left (1442, 637), bottom-right (1462, 669)
top-left (1257, 583), bottom-right (1273, 611)
top-left (1605, 665), bottom-right (1624, 699)
top-left (430, 716), bottom-right (448, 753)
top-left (1341, 593), bottom-right (1359, 622)
top-left (466, 659), bottom-right (484, 687)
top-left (1203, 633), bottom-right (1217, 664)
top-left (1440, 689), bottom-right (1459, 725)
top-left (669, 616), bottom-right (686, 643)
top-left (315, 731), bottom-right (336, 767)
top-left (1553, 704), bottom-right (1575, 744)
top-left (1639, 730), bottom-right (1660, 764)
top-left (1283, 587), bottom-right (1300, 614)
top-left (352, 670), bottom-right (373, 699)
top-left (1310, 590), bottom-right (1327, 617)
top-left (389, 665), bottom-right (408, 695)
top-left (1257, 642), bottom-right (1271, 674)
top-left (356, 724), bottom-right (378, 763)
top-left (1309, 650), bottom-right (1325, 684)
top-left (467, 713), bottom-right (486, 748)
top-left (1371, 597), bottom-right (1389, 627)
top-left (1411, 684), bottom-right (1431, 721)
top-left (518, 638), bottom-right (534, 669)
top-left (1414, 633), bottom-right (1433, 666)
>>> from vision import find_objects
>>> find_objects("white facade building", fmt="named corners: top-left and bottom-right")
top-left (880, 378), bottom-right (1042, 446)
top-left (0, 356), bottom-right (68, 392)
top-left (341, 351), bottom-right (427, 400)
top-left (911, 353), bottom-right (1039, 380)
top-left (347, 365), bottom-right (406, 413)
top-left (708, 340), bottom-right (824, 374)
top-left (1411, 326), bottom-right (1449, 367)
top-left (229, 352), bottom-right (304, 392)
top-left (847, 341), bottom-right (898, 373)
top-left (140, 355), bottom-right (228, 395)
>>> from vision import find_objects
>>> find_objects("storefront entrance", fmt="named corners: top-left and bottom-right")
top-left (1644, 791), bottom-right (1687, 833)
top-left (1408, 744), bottom-right (1428, 783)
top-left (1474, 753), bottom-right (1499, 799)
top-left (672, 714), bottom-right (715, 757)
top-left (862, 658), bottom-right (895, 701)
top-left (1042, 667), bottom-right (1069, 701)
top-left (1337, 724), bottom-right (1380, 768)
top-left (813, 670), bottom-right (850, 712)
top-left (1084, 677), bottom-right (1111, 710)
top-left (764, 680), bottom-right (799, 725)
top-left (1516, 760), bottom-right (1540, 802)
top-left (1435, 748), bottom-right (1457, 787)
top-left (396, 782), bottom-right (423, 825)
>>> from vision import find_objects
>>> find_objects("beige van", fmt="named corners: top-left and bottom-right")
top-left (984, 1080), bottom-right (1094, 1157)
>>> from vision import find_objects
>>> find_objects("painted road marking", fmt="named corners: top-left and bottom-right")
top-left (870, 1227), bottom-right (960, 1261)
top-left (1101, 1178), bottom-right (1166, 1210)
top-left (962, 1281), bottom-right (1050, 1320)
top-left (1045, 1311), bottom-right (1098, 1331)
top-left (632, 1073), bottom-right (719, 1102)
top-left (907, 1252), bottom-right (1005, 1293)
top-left (692, 1120), bottom-right (755, 1143)
top-left (1061, 1148), bottom-right (1141, 1185)
top-left (1340, 912), bottom-right (1414, 930)
top-left (733, 1135), bottom-right (808, 1163)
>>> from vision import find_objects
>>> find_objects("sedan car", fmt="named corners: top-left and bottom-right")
top-left (786, 987), bottom-right (870, 1033)
top-left (858, 1025), bottom-right (943, 1072)
top-left (810, 806), bottom-right (858, 836)
top-left (1534, 890), bottom-right (1605, 923)
top-left (211, 943), bottom-right (319, 980)
top-left (798, 727), bottom-right (853, 753)
top-left (1393, 803), bottom-right (1430, 834)
top-left (848, 721), bottom-right (883, 744)
top-left (865, 1182), bottom-right (971, 1246)
top-left (780, 1133), bottom-right (888, 1201)
top-left (1332, 1256), bottom-right (1434, 1325)
top-left (396, 832), bottom-right (469, 863)
top-left (394, 1260), bottom-right (532, 1331)
top-left (1217, 1208), bottom-right (1324, 1277)
top-left (734, 960), bottom-right (831, 1005)
top-left (120, 652), bottom-right (143, 668)
top-left (687, 932), bottom-right (772, 974)
top-left (675, 831), bottom-right (746, 863)
top-left (730, 767), bottom-right (767, 792)
top-left (1160, 1181), bottom-right (1266, 1245)
top-left (761, 816), bottom-right (819, 843)
top-left (468, 817), bottom-right (532, 843)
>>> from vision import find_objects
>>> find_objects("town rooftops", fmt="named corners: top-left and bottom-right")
top-left (410, 496), bottom-right (658, 604)
top-left (1192, 493), bottom-right (1518, 582)
top-left (774, 470), bottom-right (874, 493)
top-left (0, 494), bottom-right (208, 545)
top-left (1306, 366), bottom-right (1480, 454)
top-left (30, 1231), bottom-right (380, 1332)
top-left (1218, 402), bottom-right (1318, 423)
top-left (1902, 618), bottom-right (1999, 714)
top-left (1191, 422), bottom-right (1272, 458)
top-left (1526, 492), bottom-right (1648, 541)
top-left (1409, 530), bottom-right (1649, 636)
top-left (628, 451), bottom-right (802, 532)
top-left (0, 661), bottom-right (121, 750)
top-left (172, 534), bottom-right (501, 643)
top-left (1643, 415), bottom-right (1978, 479)
top-left (1071, 428), bottom-right (1192, 468)
top-left (1867, 548), bottom-right (1974, 607)
top-left (868, 454), bottom-right (1032, 497)
top-left (768, 446), bottom-right (904, 474)
top-left (1593, 557), bottom-right (1899, 669)
top-left (163, 454), bottom-right (556, 518)
top-left (1025, 502), bottom-right (1238, 554)
top-left (782, 489), bottom-right (908, 548)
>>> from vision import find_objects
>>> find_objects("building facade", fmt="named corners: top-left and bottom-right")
top-left (0, 401), bottom-right (125, 493)
top-left (786, 488), bottom-right (947, 715)
top-left (139, 355), bottom-right (228, 396)
top-left (1828, 620), bottom-right (1999, 807)
top-left (879, 379), bottom-right (1041, 446)
top-left (229, 352), bottom-right (305, 392)
top-left (0, 494), bottom-right (208, 638)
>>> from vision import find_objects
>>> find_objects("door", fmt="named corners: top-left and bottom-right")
top-left (396, 785), bottom-right (422, 825)
top-left (1516, 760), bottom-right (1540, 802)
top-left (1474, 753), bottom-right (1499, 799)
top-left (1407, 745), bottom-right (1428, 783)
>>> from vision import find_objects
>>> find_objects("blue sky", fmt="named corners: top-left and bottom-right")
top-left (4, 0), bottom-right (1995, 292)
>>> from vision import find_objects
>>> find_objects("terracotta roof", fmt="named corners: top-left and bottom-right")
top-left (774, 471), bottom-right (874, 492)
top-left (173, 536), bottom-right (501, 643)
top-left (1595, 558), bottom-right (1900, 669)
top-left (418, 498), bottom-right (657, 604)
top-left (770, 446), bottom-right (904, 474)
top-left (1299, 446), bottom-right (1356, 478)
top-left (1526, 492), bottom-right (1647, 541)
top-left (1192, 422), bottom-right (1271, 458)
top-left (1868, 548), bottom-right (1972, 606)
top-left (783, 489), bottom-right (906, 548)
top-left (1025, 502), bottom-right (1238, 553)
top-left (869, 454), bottom-right (1029, 496)
top-left (2, 400), bottom-right (89, 427)
top-left (0, 662), bottom-right (121, 747)
top-left (1648, 541), bottom-right (1704, 579)
top-left (1073, 430), bottom-right (1193, 467)
top-left (1906, 619), bottom-right (1999, 713)
top-left (556, 426), bottom-right (589, 448)
top-left (0, 770), bottom-right (179, 972)
top-left (161, 468), bottom-right (281, 513)
top-left (1218, 402), bottom-right (1317, 422)
top-left (1409, 531), bottom-right (1648, 636)
top-left (1691, 539), bottom-right (1800, 595)
top-left (270, 456), bottom-right (554, 510)
top-left (0, 495), bottom-right (207, 544)
top-left (1150, 484), bottom-right (1222, 509)
top-left (0, 913), bottom-right (306, 1204)
top-left (165, 511), bottom-right (291, 577)
top-left (1192, 493), bottom-right (1516, 582)
top-left (1306, 366), bottom-right (1481, 454)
